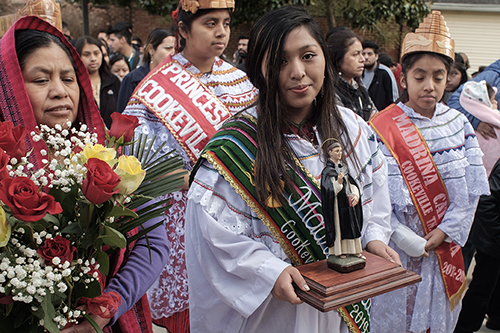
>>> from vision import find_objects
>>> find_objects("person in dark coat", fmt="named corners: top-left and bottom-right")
top-left (454, 158), bottom-right (500, 333)
top-left (74, 36), bottom-right (121, 128)
top-left (321, 140), bottom-right (363, 258)
top-left (327, 28), bottom-right (377, 121)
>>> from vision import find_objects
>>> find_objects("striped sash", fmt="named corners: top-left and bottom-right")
top-left (192, 115), bottom-right (371, 333)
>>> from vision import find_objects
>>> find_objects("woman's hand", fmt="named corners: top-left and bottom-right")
top-left (271, 266), bottom-right (309, 304)
top-left (476, 122), bottom-right (498, 140)
top-left (366, 240), bottom-right (402, 266)
top-left (424, 228), bottom-right (447, 252)
top-left (60, 305), bottom-right (111, 333)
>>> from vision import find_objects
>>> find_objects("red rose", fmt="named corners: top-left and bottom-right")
top-left (0, 149), bottom-right (10, 179)
top-left (82, 158), bottom-right (120, 205)
top-left (37, 235), bottom-right (76, 266)
top-left (0, 122), bottom-right (26, 161)
top-left (83, 291), bottom-right (123, 319)
top-left (109, 113), bottom-right (139, 143)
top-left (0, 177), bottom-right (62, 222)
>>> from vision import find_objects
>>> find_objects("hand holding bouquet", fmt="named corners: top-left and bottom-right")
top-left (0, 113), bottom-right (185, 333)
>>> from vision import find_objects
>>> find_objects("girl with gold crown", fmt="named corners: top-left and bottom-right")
top-left (369, 11), bottom-right (489, 333)
top-left (122, 1), bottom-right (257, 332)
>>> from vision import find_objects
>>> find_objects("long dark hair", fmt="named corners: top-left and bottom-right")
top-left (246, 6), bottom-right (356, 206)
top-left (398, 52), bottom-right (452, 103)
top-left (143, 28), bottom-right (175, 64)
top-left (74, 36), bottom-right (111, 78)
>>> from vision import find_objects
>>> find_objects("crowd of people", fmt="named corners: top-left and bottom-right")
top-left (1, 0), bottom-right (500, 332)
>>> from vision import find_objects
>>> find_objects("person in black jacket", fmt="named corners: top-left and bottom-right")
top-left (361, 40), bottom-right (399, 111)
top-left (75, 36), bottom-right (121, 128)
top-left (454, 158), bottom-right (500, 333)
top-left (326, 28), bottom-right (376, 121)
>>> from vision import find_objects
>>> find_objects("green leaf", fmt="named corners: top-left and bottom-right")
top-left (94, 249), bottom-right (110, 276)
top-left (61, 221), bottom-right (84, 234)
top-left (82, 313), bottom-right (104, 333)
top-left (109, 205), bottom-right (139, 219)
top-left (40, 293), bottom-right (59, 333)
top-left (99, 226), bottom-right (127, 249)
top-left (72, 279), bottom-right (102, 300)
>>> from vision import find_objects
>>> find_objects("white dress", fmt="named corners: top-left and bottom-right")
top-left (123, 53), bottom-right (257, 322)
top-left (186, 106), bottom-right (392, 333)
top-left (371, 102), bottom-right (490, 333)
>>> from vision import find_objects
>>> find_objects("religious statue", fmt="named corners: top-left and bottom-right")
top-left (321, 139), bottom-right (366, 273)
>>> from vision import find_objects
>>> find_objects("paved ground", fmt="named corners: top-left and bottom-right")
top-left (151, 258), bottom-right (497, 333)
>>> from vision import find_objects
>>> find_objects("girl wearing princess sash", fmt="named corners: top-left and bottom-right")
top-left (369, 11), bottom-right (489, 333)
top-left (185, 6), bottom-right (399, 333)
top-left (123, 1), bottom-right (257, 332)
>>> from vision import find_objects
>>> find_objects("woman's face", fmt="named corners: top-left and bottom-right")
top-left (22, 43), bottom-right (79, 129)
top-left (401, 54), bottom-right (447, 118)
top-left (150, 36), bottom-right (176, 69)
top-left (180, 9), bottom-right (230, 60)
top-left (80, 43), bottom-right (102, 75)
top-left (446, 64), bottom-right (462, 92)
top-left (277, 26), bottom-right (325, 119)
top-left (339, 39), bottom-right (365, 82)
top-left (111, 59), bottom-right (130, 81)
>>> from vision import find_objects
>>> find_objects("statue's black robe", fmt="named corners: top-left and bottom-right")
top-left (320, 159), bottom-right (363, 248)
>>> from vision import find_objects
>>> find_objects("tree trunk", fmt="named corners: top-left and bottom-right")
top-left (323, 0), bottom-right (336, 29)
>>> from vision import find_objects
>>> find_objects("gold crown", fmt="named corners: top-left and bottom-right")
top-left (0, 0), bottom-right (62, 37)
top-left (401, 11), bottom-right (455, 63)
top-left (182, 0), bottom-right (235, 14)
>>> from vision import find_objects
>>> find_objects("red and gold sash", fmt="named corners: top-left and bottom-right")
top-left (131, 55), bottom-right (231, 164)
top-left (370, 104), bottom-right (466, 311)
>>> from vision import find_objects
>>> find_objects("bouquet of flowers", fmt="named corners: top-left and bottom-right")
top-left (0, 113), bottom-right (185, 332)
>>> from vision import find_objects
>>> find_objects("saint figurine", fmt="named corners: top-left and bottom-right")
top-left (321, 140), bottom-right (366, 272)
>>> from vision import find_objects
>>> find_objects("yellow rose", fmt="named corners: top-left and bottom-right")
top-left (0, 206), bottom-right (11, 247)
top-left (82, 144), bottom-right (117, 167)
top-left (115, 155), bottom-right (146, 195)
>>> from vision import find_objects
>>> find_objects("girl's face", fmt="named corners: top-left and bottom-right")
top-left (339, 39), bottom-right (365, 82)
top-left (22, 44), bottom-right (79, 129)
top-left (277, 26), bottom-right (325, 120)
top-left (111, 59), bottom-right (130, 81)
top-left (80, 43), bottom-right (102, 75)
top-left (180, 9), bottom-right (230, 60)
top-left (445, 63), bottom-right (462, 92)
top-left (150, 36), bottom-right (176, 69)
top-left (401, 54), bottom-right (447, 118)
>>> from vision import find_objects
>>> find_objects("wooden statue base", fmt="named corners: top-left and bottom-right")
top-left (294, 251), bottom-right (421, 312)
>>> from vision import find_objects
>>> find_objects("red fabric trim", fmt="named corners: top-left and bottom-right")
top-left (153, 308), bottom-right (190, 333)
